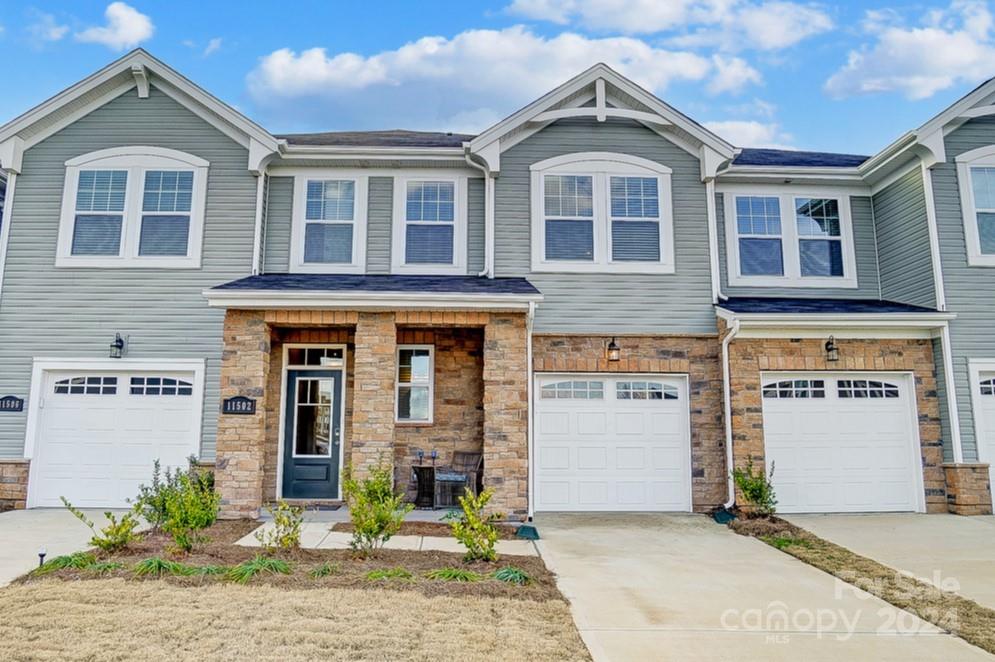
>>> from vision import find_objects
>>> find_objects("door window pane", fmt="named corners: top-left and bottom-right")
top-left (295, 378), bottom-right (332, 456)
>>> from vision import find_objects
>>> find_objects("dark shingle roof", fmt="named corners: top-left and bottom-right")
top-left (276, 129), bottom-right (474, 148)
top-left (733, 148), bottom-right (869, 168)
top-left (718, 297), bottom-right (938, 314)
top-left (212, 274), bottom-right (540, 296)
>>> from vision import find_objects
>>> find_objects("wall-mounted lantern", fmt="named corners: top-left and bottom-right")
top-left (109, 333), bottom-right (126, 359)
top-left (825, 335), bottom-right (840, 362)
top-left (606, 337), bottom-right (621, 362)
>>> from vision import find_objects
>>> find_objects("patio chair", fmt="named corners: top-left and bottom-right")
top-left (434, 451), bottom-right (483, 507)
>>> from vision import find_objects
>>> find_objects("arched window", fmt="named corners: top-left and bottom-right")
top-left (616, 381), bottom-right (679, 400)
top-left (762, 379), bottom-right (826, 399)
top-left (53, 376), bottom-right (118, 395)
top-left (979, 378), bottom-right (995, 396)
top-left (540, 380), bottom-right (605, 400)
top-left (837, 379), bottom-right (900, 398)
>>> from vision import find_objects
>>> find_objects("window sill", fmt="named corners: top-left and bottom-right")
top-left (966, 254), bottom-right (995, 267)
top-left (290, 263), bottom-right (366, 275)
top-left (54, 256), bottom-right (202, 269)
top-left (391, 264), bottom-right (466, 276)
top-left (395, 421), bottom-right (434, 427)
top-left (727, 274), bottom-right (859, 289)
top-left (531, 262), bottom-right (676, 275)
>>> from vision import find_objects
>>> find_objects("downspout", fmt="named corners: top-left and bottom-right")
top-left (526, 300), bottom-right (536, 520)
top-left (721, 318), bottom-right (741, 509)
top-left (251, 172), bottom-right (266, 275)
top-left (0, 172), bottom-right (17, 306)
top-left (704, 179), bottom-right (727, 302)
top-left (465, 151), bottom-right (494, 278)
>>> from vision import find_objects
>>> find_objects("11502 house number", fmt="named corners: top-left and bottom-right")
top-left (222, 396), bottom-right (256, 415)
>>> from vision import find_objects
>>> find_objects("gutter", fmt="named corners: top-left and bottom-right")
top-left (464, 150), bottom-right (494, 278)
top-left (721, 319), bottom-right (741, 509)
top-left (526, 301), bottom-right (536, 520)
top-left (250, 172), bottom-right (266, 275)
top-left (704, 179), bottom-right (726, 302)
top-left (202, 288), bottom-right (542, 311)
top-left (0, 172), bottom-right (16, 306)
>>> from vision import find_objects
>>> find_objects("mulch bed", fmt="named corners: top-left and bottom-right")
top-left (731, 515), bottom-right (995, 656)
top-left (331, 520), bottom-right (520, 540)
top-left (16, 520), bottom-right (558, 602)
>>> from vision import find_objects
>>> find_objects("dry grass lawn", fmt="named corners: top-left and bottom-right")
top-left (0, 579), bottom-right (591, 661)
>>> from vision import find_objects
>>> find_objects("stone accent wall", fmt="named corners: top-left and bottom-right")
top-left (0, 459), bottom-right (29, 511)
top-left (483, 314), bottom-right (530, 519)
top-left (725, 329), bottom-right (947, 513)
top-left (216, 310), bottom-right (271, 519)
top-left (351, 313), bottom-right (397, 477)
top-left (533, 334), bottom-right (727, 511)
top-left (943, 463), bottom-right (993, 515)
top-left (395, 328), bottom-right (484, 500)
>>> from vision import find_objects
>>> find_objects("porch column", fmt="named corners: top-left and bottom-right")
top-left (351, 312), bottom-right (397, 477)
top-left (483, 313), bottom-right (529, 519)
top-left (216, 310), bottom-right (270, 519)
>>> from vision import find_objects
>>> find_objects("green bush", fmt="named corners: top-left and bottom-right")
top-left (133, 557), bottom-right (195, 578)
top-left (424, 567), bottom-right (482, 582)
top-left (32, 552), bottom-right (96, 576)
top-left (162, 472), bottom-right (220, 553)
top-left (60, 497), bottom-right (139, 552)
top-left (365, 567), bottom-right (413, 581)
top-left (449, 488), bottom-right (502, 562)
top-left (254, 501), bottom-right (304, 553)
top-left (492, 566), bottom-right (531, 585)
top-left (340, 461), bottom-right (413, 557)
top-left (88, 561), bottom-right (126, 576)
top-left (732, 458), bottom-right (778, 518)
top-left (227, 556), bottom-right (292, 584)
top-left (132, 457), bottom-right (214, 532)
top-left (309, 562), bottom-right (340, 578)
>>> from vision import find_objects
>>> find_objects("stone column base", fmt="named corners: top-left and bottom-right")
top-left (0, 459), bottom-right (29, 511)
top-left (943, 463), bottom-right (992, 515)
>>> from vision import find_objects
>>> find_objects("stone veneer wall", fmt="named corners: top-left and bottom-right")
top-left (723, 325), bottom-right (947, 513)
top-left (394, 327), bottom-right (484, 501)
top-left (350, 313), bottom-right (398, 477)
top-left (0, 459), bottom-right (29, 510)
top-left (943, 463), bottom-right (993, 515)
top-left (532, 334), bottom-right (727, 511)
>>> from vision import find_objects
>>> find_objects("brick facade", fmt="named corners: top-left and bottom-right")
top-left (724, 328), bottom-right (947, 513)
top-left (532, 334), bottom-right (727, 511)
top-left (943, 463), bottom-right (993, 515)
top-left (0, 459), bottom-right (29, 511)
top-left (351, 313), bottom-right (397, 477)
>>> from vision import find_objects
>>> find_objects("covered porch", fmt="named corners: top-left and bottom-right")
top-left (203, 275), bottom-right (542, 521)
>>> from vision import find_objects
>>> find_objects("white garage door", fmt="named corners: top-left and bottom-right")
top-left (28, 371), bottom-right (200, 508)
top-left (973, 373), bottom-right (995, 510)
top-left (534, 375), bottom-right (691, 512)
top-left (761, 373), bottom-right (921, 513)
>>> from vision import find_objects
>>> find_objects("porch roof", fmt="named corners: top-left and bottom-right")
top-left (718, 297), bottom-right (938, 314)
top-left (203, 274), bottom-right (543, 311)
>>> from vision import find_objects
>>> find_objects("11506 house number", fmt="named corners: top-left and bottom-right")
top-left (222, 396), bottom-right (256, 415)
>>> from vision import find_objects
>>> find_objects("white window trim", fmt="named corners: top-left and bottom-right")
top-left (290, 172), bottom-right (369, 274)
top-left (956, 145), bottom-right (995, 267)
top-left (721, 186), bottom-right (859, 288)
top-left (530, 152), bottom-right (675, 274)
top-left (56, 146), bottom-right (208, 269)
top-left (395, 344), bottom-right (434, 424)
top-left (391, 174), bottom-right (467, 275)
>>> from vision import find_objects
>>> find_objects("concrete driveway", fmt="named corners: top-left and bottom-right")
top-left (787, 513), bottom-right (995, 611)
top-left (535, 513), bottom-right (991, 661)
top-left (0, 509), bottom-right (124, 586)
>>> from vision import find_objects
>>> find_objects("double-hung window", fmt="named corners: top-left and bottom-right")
top-left (724, 189), bottom-right (857, 287)
top-left (57, 146), bottom-right (208, 268)
top-left (396, 345), bottom-right (433, 423)
top-left (392, 176), bottom-right (467, 274)
top-left (290, 174), bottom-right (368, 273)
top-left (956, 145), bottom-right (995, 266)
top-left (531, 153), bottom-right (674, 273)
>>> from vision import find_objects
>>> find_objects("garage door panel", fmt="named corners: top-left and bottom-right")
top-left (615, 413), bottom-right (644, 435)
top-left (576, 412), bottom-right (607, 434)
top-left (538, 411), bottom-right (570, 435)
top-left (537, 446), bottom-right (570, 470)
top-left (577, 482), bottom-right (609, 505)
top-left (615, 446), bottom-right (645, 469)
top-left (578, 446), bottom-right (608, 469)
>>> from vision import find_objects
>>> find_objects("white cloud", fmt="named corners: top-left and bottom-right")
top-left (203, 37), bottom-right (222, 56)
top-left (248, 26), bottom-right (731, 132)
top-left (708, 55), bottom-right (762, 94)
top-left (27, 11), bottom-right (69, 43)
top-left (507, 0), bottom-right (833, 50)
top-left (703, 119), bottom-right (793, 148)
top-left (825, 1), bottom-right (995, 100)
top-left (75, 2), bottom-right (154, 51)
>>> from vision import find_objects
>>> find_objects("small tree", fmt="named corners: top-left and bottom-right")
top-left (255, 501), bottom-right (305, 553)
top-left (732, 458), bottom-right (777, 518)
top-left (162, 471), bottom-right (220, 553)
top-left (450, 488), bottom-right (502, 562)
top-left (341, 461), bottom-right (412, 557)
top-left (60, 497), bottom-right (139, 552)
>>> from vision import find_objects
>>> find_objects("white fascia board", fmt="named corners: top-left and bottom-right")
top-left (202, 289), bottom-right (543, 311)
top-left (277, 145), bottom-right (466, 160)
top-left (715, 306), bottom-right (956, 328)
top-left (716, 166), bottom-right (867, 187)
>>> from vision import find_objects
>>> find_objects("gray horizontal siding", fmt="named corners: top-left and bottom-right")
top-left (931, 116), bottom-right (995, 462)
top-left (262, 175), bottom-right (483, 275)
top-left (716, 193), bottom-right (881, 298)
top-left (0, 86), bottom-right (257, 460)
top-left (496, 117), bottom-right (715, 334)
top-left (873, 167), bottom-right (936, 308)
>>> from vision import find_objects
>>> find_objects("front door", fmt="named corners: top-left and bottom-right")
top-left (282, 370), bottom-right (342, 499)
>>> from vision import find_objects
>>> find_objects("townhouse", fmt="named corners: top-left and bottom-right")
top-left (0, 50), bottom-right (990, 519)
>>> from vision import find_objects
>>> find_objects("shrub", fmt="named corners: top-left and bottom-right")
top-left (60, 497), bottom-right (139, 552)
top-left (254, 501), bottom-right (304, 553)
top-left (449, 488), bottom-right (502, 562)
top-left (309, 562), bottom-right (341, 578)
top-left (424, 567), bottom-right (482, 582)
top-left (227, 556), bottom-right (292, 584)
top-left (492, 566), bottom-right (531, 585)
top-left (88, 561), bottom-right (126, 576)
top-left (162, 472), bottom-right (220, 553)
top-left (761, 534), bottom-right (814, 551)
top-left (732, 458), bottom-right (778, 518)
top-left (132, 457), bottom-right (214, 532)
top-left (191, 564), bottom-right (229, 576)
top-left (133, 557), bottom-right (195, 578)
top-left (365, 567), bottom-right (413, 581)
top-left (32, 552), bottom-right (96, 576)
top-left (340, 461), bottom-right (413, 557)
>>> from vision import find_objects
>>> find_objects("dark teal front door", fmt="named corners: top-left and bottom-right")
top-left (282, 370), bottom-right (342, 499)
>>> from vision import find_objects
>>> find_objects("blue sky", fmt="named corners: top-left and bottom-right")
top-left (1, 1), bottom-right (994, 155)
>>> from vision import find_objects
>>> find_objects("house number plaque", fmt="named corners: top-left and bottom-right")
top-left (0, 396), bottom-right (24, 413)
top-left (222, 396), bottom-right (256, 415)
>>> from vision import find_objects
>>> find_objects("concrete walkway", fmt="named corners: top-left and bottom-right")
top-left (0, 509), bottom-right (127, 587)
top-left (788, 513), bottom-right (995, 611)
top-left (535, 513), bottom-right (992, 662)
